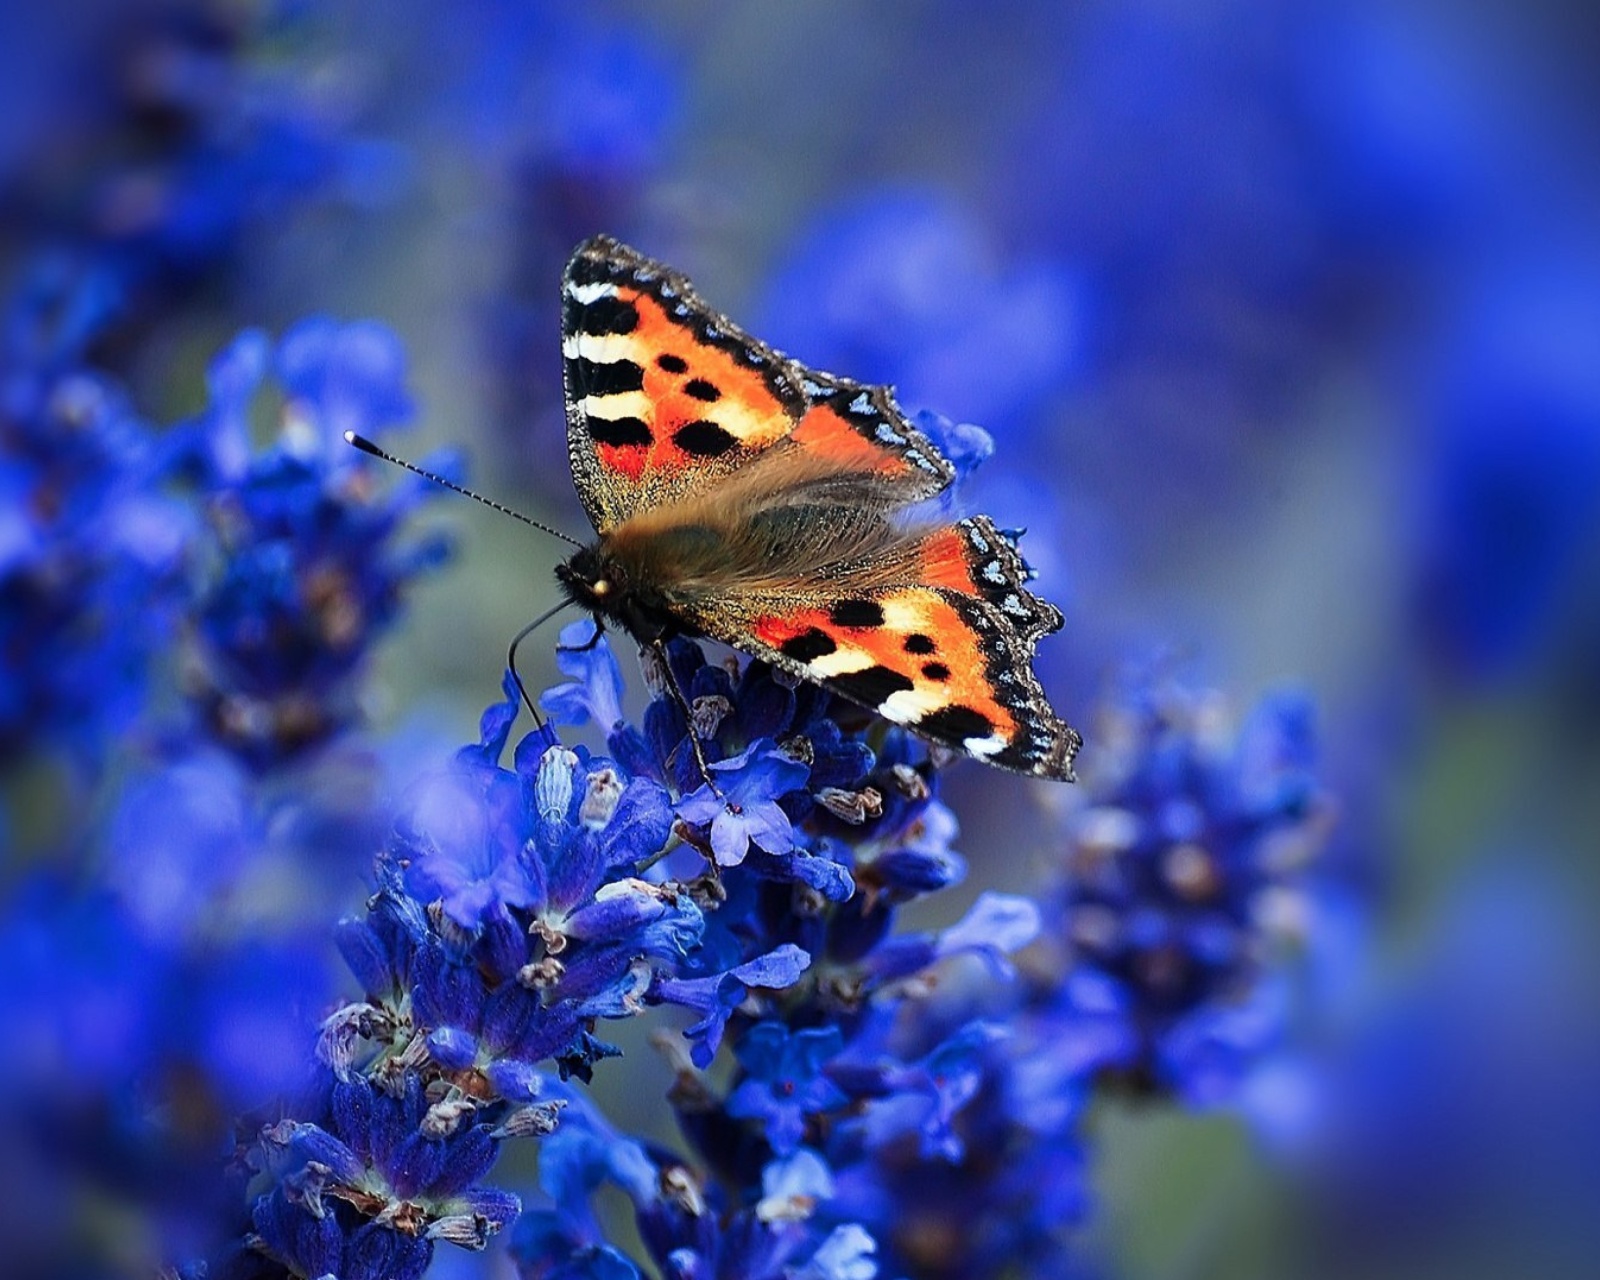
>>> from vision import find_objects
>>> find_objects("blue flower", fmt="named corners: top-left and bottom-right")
top-left (1034, 677), bottom-right (1336, 1102)
top-left (541, 621), bottom-right (629, 738)
top-left (0, 290), bottom-right (188, 790)
top-left (513, 1214), bottom-right (642, 1280)
top-left (912, 410), bottom-right (994, 486)
top-left (843, 1022), bottom-right (1008, 1163)
top-left (338, 689), bottom-right (699, 1100)
top-left (653, 945), bottom-right (812, 1068)
top-left (515, 1098), bottom-right (880, 1280)
top-left (726, 1023), bottom-right (849, 1155)
top-left (790, 1224), bottom-right (878, 1280)
top-left (175, 322), bottom-right (451, 763)
top-left (252, 1076), bottom-right (519, 1276)
top-left (676, 739), bottom-right (811, 867)
top-left (400, 759), bottom-right (541, 928)
top-left (935, 891), bottom-right (1043, 977)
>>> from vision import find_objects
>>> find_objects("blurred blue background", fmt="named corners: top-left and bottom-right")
top-left (4, 1), bottom-right (1599, 1277)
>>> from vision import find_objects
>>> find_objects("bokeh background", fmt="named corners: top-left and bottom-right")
top-left (4, 1), bottom-right (1600, 1278)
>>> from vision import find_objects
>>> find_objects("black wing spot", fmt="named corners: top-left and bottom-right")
top-left (903, 633), bottom-right (936, 654)
top-left (921, 662), bottom-right (951, 682)
top-left (779, 628), bottom-right (838, 663)
top-left (568, 357), bottom-right (644, 397)
top-left (578, 296), bottom-right (639, 336)
top-left (917, 704), bottom-right (996, 744)
top-left (657, 353), bottom-right (689, 373)
top-left (830, 665), bottom-right (915, 706)
top-left (829, 599), bottom-right (885, 629)
top-left (683, 378), bottom-right (721, 402)
top-left (587, 416), bottom-right (653, 448)
top-left (673, 420), bottom-right (738, 457)
top-left (566, 254), bottom-right (617, 289)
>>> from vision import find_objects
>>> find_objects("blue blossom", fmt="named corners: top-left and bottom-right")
top-left (653, 944), bottom-right (813, 1069)
top-left (935, 890), bottom-right (1043, 976)
top-left (912, 410), bottom-right (994, 486)
top-left (814, 992), bottom-right (1096, 1280)
top-left (513, 1216), bottom-right (642, 1280)
top-left (726, 1024), bottom-right (849, 1155)
top-left (1030, 676), bottom-right (1336, 1103)
top-left (0, 285), bottom-right (188, 790)
top-left (541, 621), bottom-right (628, 736)
top-left (756, 1148), bottom-right (836, 1223)
top-left (620, 1142), bottom-right (881, 1280)
top-left (174, 321), bottom-right (451, 763)
top-left (677, 740), bottom-right (811, 867)
top-left (790, 1224), bottom-right (878, 1280)
top-left (849, 796), bottom-right (968, 902)
top-left (334, 688), bottom-right (698, 1094)
top-left (841, 1022), bottom-right (1009, 1163)
top-left (250, 1076), bottom-right (519, 1278)
top-left (398, 744), bottom-right (542, 929)
top-left (224, 682), bottom-right (714, 1275)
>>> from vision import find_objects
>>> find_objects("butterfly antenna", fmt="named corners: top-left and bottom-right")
top-left (344, 431), bottom-right (584, 548)
top-left (506, 599), bottom-right (575, 728)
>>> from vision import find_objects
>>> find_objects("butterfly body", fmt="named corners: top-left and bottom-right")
top-left (559, 236), bottom-right (1082, 781)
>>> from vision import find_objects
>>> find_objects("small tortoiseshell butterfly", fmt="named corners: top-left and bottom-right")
top-left (555, 235), bottom-right (1081, 781)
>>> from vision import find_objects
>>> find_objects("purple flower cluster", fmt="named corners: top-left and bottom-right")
top-left (0, 289), bottom-right (1339, 1277)
top-left (0, 278), bottom-right (189, 789)
top-left (170, 319), bottom-right (450, 764)
top-left (188, 594), bottom-right (1031, 1279)
top-left (458, 636), bottom-right (1324, 1278)
top-left (1026, 678), bottom-right (1335, 1105)
top-left (0, 316), bottom-right (450, 1276)
top-left (2, 1), bottom-right (398, 360)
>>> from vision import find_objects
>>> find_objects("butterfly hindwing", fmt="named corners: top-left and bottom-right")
top-left (563, 237), bottom-right (953, 532)
top-left (679, 520), bottom-right (1081, 780)
top-left (914, 516), bottom-right (1063, 647)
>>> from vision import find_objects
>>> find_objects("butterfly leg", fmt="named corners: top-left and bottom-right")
top-left (650, 637), bottom-right (732, 807)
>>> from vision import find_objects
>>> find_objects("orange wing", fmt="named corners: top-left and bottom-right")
top-left (563, 236), bottom-right (953, 533)
top-left (682, 518), bottom-right (1081, 781)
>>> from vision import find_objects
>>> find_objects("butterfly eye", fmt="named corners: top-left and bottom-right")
top-left (592, 579), bottom-right (612, 597)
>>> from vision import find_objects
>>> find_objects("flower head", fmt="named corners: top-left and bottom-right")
top-left (1034, 677), bottom-right (1336, 1102)
top-left (677, 740), bottom-right (811, 867)
top-left (175, 321), bottom-right (451, 763)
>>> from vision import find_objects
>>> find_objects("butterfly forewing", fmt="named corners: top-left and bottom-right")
top-left (563, 237), bottom-right (953, 531)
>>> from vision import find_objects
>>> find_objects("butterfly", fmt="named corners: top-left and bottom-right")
top-left (555, 234), bottom-right (1081, 781)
